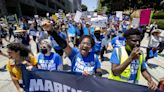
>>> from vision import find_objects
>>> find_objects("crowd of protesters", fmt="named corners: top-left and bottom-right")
top-left (0, 13), bottom-right (164, 92)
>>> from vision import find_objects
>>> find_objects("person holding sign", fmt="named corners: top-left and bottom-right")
top-left (41, 20), bottom-right (102, 76)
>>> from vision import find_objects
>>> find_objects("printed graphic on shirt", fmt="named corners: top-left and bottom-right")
top-left (73, 57), bottom-right (95, 74)
top-left (38, 60), bottom-right (56, 70)
top-left (130, 60), bottom-right (139, 75)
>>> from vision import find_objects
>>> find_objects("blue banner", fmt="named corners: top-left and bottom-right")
top-left (20, 66), bottom-right (155, 92)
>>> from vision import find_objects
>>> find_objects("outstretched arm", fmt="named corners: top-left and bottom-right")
top-left (49, 31), bottom-right (72, 56)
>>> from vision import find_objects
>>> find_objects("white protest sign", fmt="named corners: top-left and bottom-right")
top-left (34, 15), bottom-right (39, 18)
top-left (91, 16), bottom-right (107, 27)
top-left (116, 11), bottom-right (123, 21)
top-left (132, 18), bottom-right (140, 28)
top-left (28, 20), bottom-right (33, 24)
top-left (74, 11), bottom-right (82, 22)
top-left (55, 13), bottom-right (59, 17)
top-left (93, 12), bottom-right (97, 17)
top-left (46, 13), bottom-right (49, 17)
top-left (87, 15), bottom-right (91, 18)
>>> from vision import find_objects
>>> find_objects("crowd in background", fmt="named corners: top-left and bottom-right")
top-left (0, 13), bottom-right (164, 92)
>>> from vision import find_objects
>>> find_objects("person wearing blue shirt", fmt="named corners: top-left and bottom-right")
top-left (41, 20), bottom-right (102, 76)
top-left (74, 23), bottom-right (83, 47)
top-left (110, 48), bottom-right (147, 82)
top-left (121, 21), bottom-right (128, 33)
top-left (83, 22), bottom-right (94, 35)
top-left (91, 27), bottom-right (102, 55)
top-left (111, 31), bottom-right (126, 48)
top-left (67, 35), bottom-right (102, 76)
top-left (37, 39), bottom-right (63, 71)
top-left (67, 23), bottom-right (76, 42)
top-left (69, 47), bottom-right (101, 75)
top-left (109, 28), bottom-right (157, 91)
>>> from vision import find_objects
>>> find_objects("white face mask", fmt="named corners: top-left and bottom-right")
top-left (118, 33), bottom-right (123, 37)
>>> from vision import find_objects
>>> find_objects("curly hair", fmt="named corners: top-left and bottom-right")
top-left (123, 28), bottom-right (142, 39)
top-left (7, 43), bottom-right (30, 57)
top-left (79, 35), bottom-right (95, 48)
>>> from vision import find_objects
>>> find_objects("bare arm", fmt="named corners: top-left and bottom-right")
top-left (9, 72), bottom-right (24, 92)
top-left (111, 47), bottom-right (140, 76)
top-left (57, 64), bottom-right (63, 71)
top-left (142, 70), bottom-right (157, 91)
top-left (111, 57), bottom-right (133, 76)
top-left (158, 35), bottom-right (164, 38)
top-left (95, 68), bottom-right (103, 76)
top-left (37, 64), bottom-right (41, 69)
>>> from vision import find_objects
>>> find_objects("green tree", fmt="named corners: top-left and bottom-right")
top-left (98, 0), bottom-right (163, 14)
top-left (81, 4), bottom-right (88, 11)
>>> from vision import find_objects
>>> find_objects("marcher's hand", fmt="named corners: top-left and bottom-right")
top-left (148, 80), bottom-right (157, 91)
top-left (26, 66), bottom-right (33, 71)
top-left (18, 88), bottom-right (24, 92)
top-left (22, 60), bottom-right (28, 65)
top-left (83, 71), bottom-right (90, 76)
top-left (129, 47), bottom-right (140, 60)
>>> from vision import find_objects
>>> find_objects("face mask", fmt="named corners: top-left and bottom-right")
top-left (107, 34), bottom-right (110, 38)
top-left (118, 33), bottom-right (123, 37)
top-left (41, 48), bottom-right (48, 54)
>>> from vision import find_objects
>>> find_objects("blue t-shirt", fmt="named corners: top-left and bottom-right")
top-left (67, 24), bottom-right (76, 36)
top-left (122, 24), bottom-right (128, 33)
top-left (69, 48), bottom-right (101, 75)
top-left (110, 48), bottom-right (147, 83)
top-left (111, 37), bottom-right (126, 48)
top-left (75, 26), bottom-right (81, 36)
top-left (83, 27), bottom-right (94, 35)
top-left (91, 35), bottom-right (102, 53)
top-left (37, 52), bottom-right (62, 71)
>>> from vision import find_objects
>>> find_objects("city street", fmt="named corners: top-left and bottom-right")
top-left (0, 0), bottom-right (163, 91)
top-left (0, 33), bottom-right (164, 92)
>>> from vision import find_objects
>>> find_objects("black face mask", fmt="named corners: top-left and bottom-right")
top-left (41, 48), bottom-right (48, 54)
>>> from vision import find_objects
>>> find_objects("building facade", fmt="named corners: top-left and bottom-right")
top-left (0, 0), bottom-right (81, 17)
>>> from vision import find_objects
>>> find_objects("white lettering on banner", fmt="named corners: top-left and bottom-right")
top-left (45, 80), bottom-right (53, 91)
top-left (63, 85), bottom-right (71, 92)
top-left (53, 81), bottom-right (62, 92)
top-left (30, 79), bottom-right (44, 91)
top-left (29, 79), bottom-right (85, 92)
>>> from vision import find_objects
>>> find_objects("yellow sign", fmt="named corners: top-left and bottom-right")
top-left (52, 15), bottom-right (58, 21)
